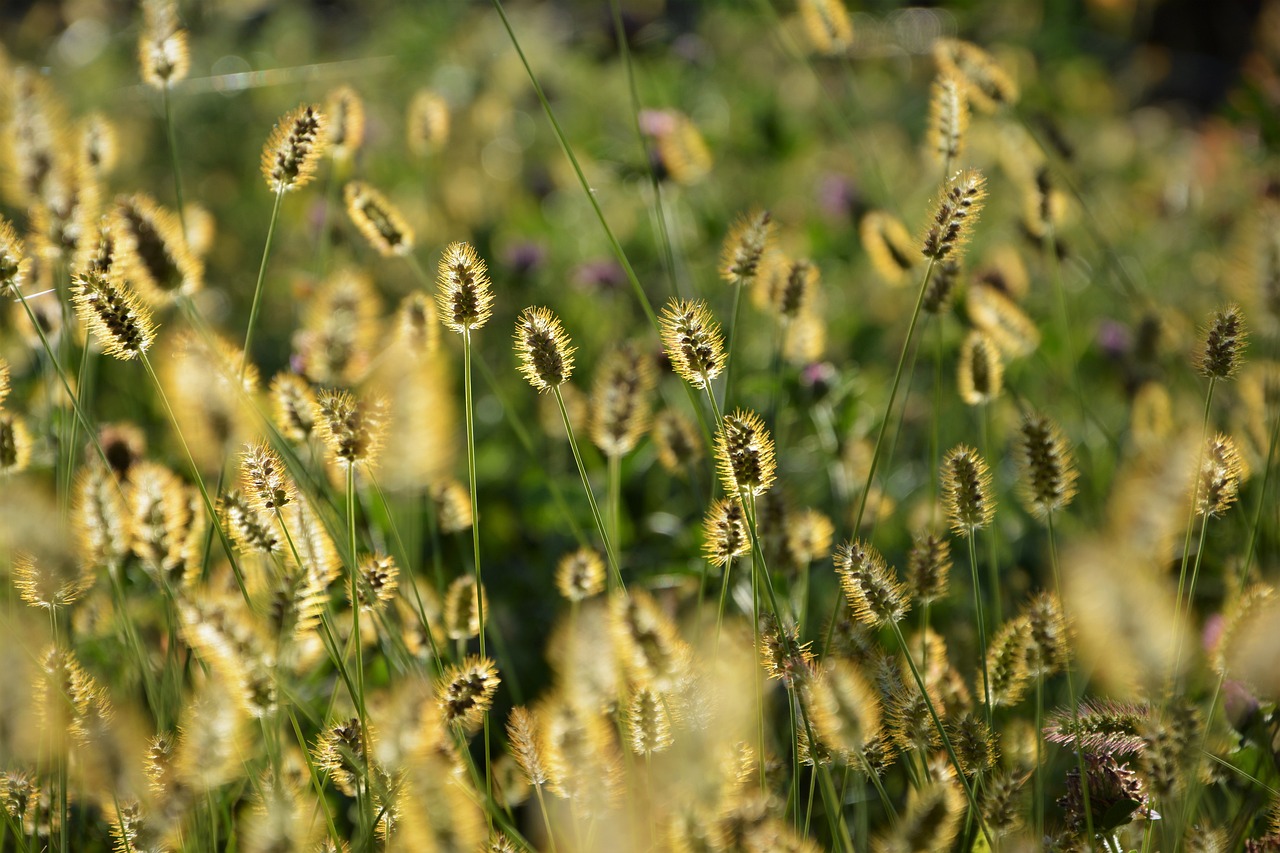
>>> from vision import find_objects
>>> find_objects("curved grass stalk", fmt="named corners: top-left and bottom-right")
top-left (552, 387), bottom-right (623, 591)
top-left (241, 187), bottom-right (285, 368)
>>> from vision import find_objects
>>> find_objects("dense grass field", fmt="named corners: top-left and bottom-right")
top-left (1, 0), bottom-right (1280, 850)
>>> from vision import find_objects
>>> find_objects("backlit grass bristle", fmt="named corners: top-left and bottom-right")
top-left (949, 712), bottom-right (997, 776)
top-left (808, 656), bottom-right (881, 760)
top-left (655, 111), bottom-right (712, 186)
top-left (652, 408), bottom-right (702, 475)
top-left (1022, 591), bottom-right (1068, 678)
top-left (922, 168), bottom-right (987, 262)
top-left (111, 192), bottom-right (203, 305)
top-left (13, 551), bottom-right (91, 611)
top-left (941, 444), bottom-right (995, 536)
top-left (787, 507), bottom-right (834, 565)
top-left (315, 717), bottom-right (368, 797)
top-left (625, 686), bottom-right (674, 755)
top-left (590, 341), bottom-right (655, 456)
top-left (835, 539), bottom-right (910, 628)
top-left (407, 89), bottom-right (450, 156)
top-left (932, 38), bottom-right (1018, 113)
top-left (438, 655), bottom-right (500, 733)
top-left (506, 706), bottom-right (549, 787)
top-left (861, 211), bottom-right (917, 286)
top-left (967, 282), bottom-right (1041, 357)
top-left (239, 441), bottom-right (295, 515)
top-left (313, 388), bottom-right (388, 470)
top-left (759, 612), bottom-right (815, 685)
top-left (1196, 432), bottom-right (1246, 518)
top-left (514, 306), bottom-right (576, 392)
top-left (772, 257), bottom-right (818, 321)
top-left (71, 269), bottom-right (157, 360)
top-left (73, 463), bottom-right (130, 566)
top-left (555, 546), bottom-right (605, 602)
top-left (350, 553), bottom-right (399, 613)
top-left (982, 770), bottom-right (1025, 837)
top-left (958, 328), bottom-right (1003, 406)
top-left (716, 409), bottom-right (777, 499)
top-left (436, 240), bottom-right (493, 333)
top-left (720, 207), bottom-right (774, 287)
top-left (295, 266), bottom-right (381, 384)
top-left (74, 214), bottom-right (118, 280)
top-left (660, 298), bottom-right (726, 389)
top-left (878, 781), bottom-right (965, 853)
top-left (906, 531), bottom-right (951, 605)
top-left (1043, 700), bottom-right (1152, 756)
top-left (1023, 165), bottom-right (1067, 239)
top-left (929, 71), bottom-right (969, 165)
top-left (269, 372), bottom-right (317, 443)
top-left (982, 616), bottom-right (1032, 708)
top-left (0, 412), bottom-right (31, 475)
top-left (324, 85), bottom-right (365, 162)
top-left (922, 259), bottom-right (960, 314)
top-left (397, 291), bottom-right (440, 355)
top-left (5, 68), bottom-right (67, 208)
top-left (1016, 412), bottom-right (1078, 518)
top-left (261, 104), bottom-right (326, 193)
top-left (444, 575), bottom-right (486, 640)
top-left (1195, 304), bottom-right (1247, 381)
top-left (138, 0), bottom-right (189, 89)
top-left (610, 589), bottom-right (691, 691)
top-left (798, 0), bottom-right (854, 56)
top-left (0, 218), bottom-right (30, 295)
top-left (888, 682), bottom-right (941, 754)
top-left (279, 496), bottom-right (340, 586)
top-left (219, 489), bottom-right (280, 555)
top-left (703, 497), bottom-right (750, 568)
top-left (344, 180), bottom-right (414, 257)
top-left (432, 478), bottom-right (473, 534)
top-left (78, 112), bottom-right (116, 180)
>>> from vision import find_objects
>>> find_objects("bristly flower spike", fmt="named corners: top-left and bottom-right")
top-left (344, 181), bottom-right (414, 257)
top-left (720, 208), bottom-right (774, 287)
top-left (929, 71), bottom-right (969, 166)
top-left (659, 298), bottom-right (726, 389)
top-left (835, 539), bottom-right (910, 628)
top-left (138, 0), bottom-right (189, 89)
top-left (436, 241), bottom-right (494, 334)
top-left (957, 329), bottom-right (1003, 406)
top-left (513, 307), bottom-right (575, 393)
top-left (941, 444), bottom-right (995, 536)
top-left (922, 169), bottom-right (987, 263)
top-left (239, 441), bottom-right (296, 515)
top-left (71, 270), bottom-right (157, 360)
top-left (715, 409), bottom-right (777, 499)
top-left (1015, 413), bottom-right (1078, 519)
top-left (1195, 304), bottom-right (1247, 381)
top-left (261, 104), bottom-right (327, 193)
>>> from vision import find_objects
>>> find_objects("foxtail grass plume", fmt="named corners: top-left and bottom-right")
top-left (720, 208), bottom-right (774, 287)
top-left (269, 373), bottom-right (317, 443)
top-left (261, 104), bottom-right (326, 193)
top-left (932, 38), bottom-right (1018, 113)
top-left (611, 589), bottom-right (692, 691)
top-left (982, 770), bottom-right (1025, 836)
top-left (73, 463), bottom-right (130, 566)
top-left (350, 554), bottom-right (399, 613)
top-left (1016, 413), bottom-right (1078, 518)
top-left (1195, 304), bottom-right (1247, 381)
top-left (772, 258), bottom-right (818, 321)
top-left (876, 781), bottom-right (965, 853)
top-left (808, 657), bottom-right (881, 759)
top-left (906, 531), bottom-right (951, 605)
top-left (655, 111), bottom-right (712, 186)
top-left (922, 169), bottom-right (987, 262)
top-left (861, 211), bottom-right (917, 286)
top-left (506, 706), bottom-right (549, 788)
top-left (1196, 432), bottom-right (1246, 518)
top-left (787, 507), bottom-right (835, 565)
top-left (835, 539), bottom-right (910, 628)
top-left (967, 284), bottom-right (1040, 356)
top-left (1131, 382), bottom-right (1173, 453)
top-left (957, 329), bottom-right (1003, 406)
top-left (436, 241), bottom-right (494, 333)
top-left (239, 441), bottom-right (296, 515)
top-left (111, 193), bottom-right (203, 305)
top-left (72, 270), bottom-right (157, 360)
top-left (323, 85), bottom-right (365, 162)
top-left (555, 547), bottom-right (606, 602)
top-left (652, 408), bottom-right (702, 475)
top-left (312, 389), bottom-right (388, 469)
top-left (929, 71), bottom-right (969, 165)
top-left (626, 687), bottom-right (674, 755)
top-left (138, 0), bottom-right (189, 89)
top-left (1023, 591), bottom-right (1069, 678)
top-left (438, 656), bottom-right (500, 733)
top-left (715, 409), bottom-right (777, 498)
top-left (950, 712), bottom-right (997, 775)
top-left (219, 490), bottom-right (280, 555)
top-left (13, 552), bottom-right (92, 610)
top-left (941, 444), bottom-right (996, 536)
top-left (432, 479), bottom-right (473, 534)
top-left (983, 617), bottom-right (1032, 707)
top-left (703, 497), bottom-right (750, 567)
top-left (0, 413), bottom-right (31, 474)
top-left (922, 259), bottom-right (960, 314)
top-left (590, 342), bottom-right (655, 457)
top-left (659, 298), bottom-right (726, 389)
top-left (444, 575), bottom-right (486, 640)
top-left (79, 113), bottom-right (116, 180)
top-left (397, 291), bottom-right (440, 356)
top-left (514, 306), bottom-right (575, 392)
top-left (0, 219), bottom-right (30, 295)
top-left (344, 181), bottom-right (414, 257)
top-left (407, 89), bottom-right (450, 156)
top-left (315, 718), bottom-right (368, 798)
top-left (798, 0), bottom-right (854, 55)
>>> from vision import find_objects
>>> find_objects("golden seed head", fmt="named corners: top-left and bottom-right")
top-left (835, 539), bottom-right (910, 628)
top-left (966, 283), bottom-right (1041, 357)
top-left (71, 269), bottom-right (157, 360)
top-left (397, 291), bottom-right (440, 356)
top-left (1022, 591), bottom-right (1069, 678)
top-left (344, 181), bottom-right (414, 257)
top-left (79, 113), bottom-right (117, 178)
top-left (269, 372), bottom-right (317, 443)
top-left (941, 444), bottom-right (995, 536)
top-left (431, 478), bottom-right (473, 534)
top-left (315, 718), bottom-right (368, 798)
top-left (555, 547), bottom-right (605, 602)
top-left (655, 112), bottom-right (712, 186)
top-left (652, 408), bottom-right (702, 475)
top-left (73, 463), bottom-right (131, 565)
top-left (0, 218), bottom-right (30, 296)
top-left (110, 193), bottom-right (203, 305)
top-left (659, 298), bottom-right (726, 389)
top-left (218, 489), bottom-right (280, 555)
top-left (798, 0), bottom-right (854, 55)
top-left (808, 657), bottom-right (881, 759)
top-left (905, 531), bottom-right (951, 604)
top-left (438, 656), bottom-right (500, 733)
top-left (239, 441), bottom-right (296, 514)
top-left (787, 507), bottom-right (835, 566)
top-left (351, 553), bottom-right (400, 613)
top-left (932, 38), bottom-right (1018, 113)
top-left (312, 389), bottom-right (388, 469)
top-left (703, 497), bottom-right (751, 568)
top-left (982, 770), bottom-right (1024, 836)
top-left (983, 617), bottom-right (1032, 707)
top-left (625, 686), bottom-right (674, 756)
top-left (922, 169), bottom-right (987, 262)
top-left (720, 208), bottom-right (775, 287)
top-left (436, 241), bottom-right (494, 333)
top-left (262, 104), bottom-right (327, 193)
top-left (514, 306), bottom-right (575, 392)
top-left (758, 611), bottom-right (816, 687)
top-left (772, 258), bottom-right (818, 320)
top-left (610, 589), bottom-right (691, 692)
top-left (949, 712), bottom-right (997, 776)
top-left (957, 329), bottom-right (1004, 406)
top-left (444, 575), bottom-right (487, 640)
top-left (1196, 432), bottom-right (1246, 518)
top-left (861, 211), bottom-right (917, 286)
top-left (0, 413), bottom-right (32, 475)
top-left (1195, 304), bottom-right (1247, 381)
top-left (590, 342), bottom-right (655, 457)
top-left (506, 706), bottom-right (549, 787)
top-left (715, 409), bottom-right (777, 498)
top-left (929, 71), bottom-right (969, 165)
top-left (296, 266), bottom-right (382, 386)
top-left (1016, 413), bottom-right (1078, 518)
top-left (13, 551), bottom-right (91, 610)
top-left (407, 89), bottom-right (451, 156)
top-left (323, 85), bottom-right (365, 161)
top-left (138, 0), bottom-right (189, 89)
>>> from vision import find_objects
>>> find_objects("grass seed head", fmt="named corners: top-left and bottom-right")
top-left (444, 575), bottom-right (486, 640)
top-left (351, 553), bottom-right (399, 613)
top-left (715, 409), bottom-right (777, 499)
top-left (110, 192), bottom-right (203, 305)
top-left (906, 531), bottom-right (951, 605)
top-left (514, 306), bottom-right (575, 392)
top-left (703, 498), bottom-right (751, 568)
top-left (835, 539), bottom-right (910, 628)
top-left (786, 507), bottom-right (835, 565)
top-left (262, 104), bottom-right (327, 193)
top-left (323, 85), bottom-right (365, 161)
top-left (957, 329), bottom-right (1004, 406)
top-left (269, 373), bottom-right (317, 443)
top-left (862, 211), bottom-right (917, 286)
top-left (590, 342), bottom-right (655, 457)
top-left (660, 298), bottom-right (726, 389)
top-left (932, 38), bottom-right (1018, 113)
top-left (966, 282), bottom-right (1041, 357)
top-left (0, 413), bottom-right (31, 475)
top-left (505, 706), bottom-right (549, 787)
top-left (625, 686), bottom-right (674, 755)
top-left (313, 389), bottom-right (387, 470)
top-left (0, 218), bottom-right (29, 296)
top-left (555, 547), bottom-right (605, 602)
top-left (941, 444), bottom-right (995, 536)
top-left (436, 241), bottom-right (493, 333)
top-left (407, 89), bottom-right (450, 156)
top-left (1016, 412), bottom-right (1078, 518)
top-left (239, 441), bottom-right (296, 515)
top-left (138, 0), bottom-right (189, 89)
top-left (808, 656), bottom-right (881, 760)
top-left (922, 169), bottom-right (987, 263)
top-left (798, 0), bottom-right (853, 55)
top-left (929, 71), bottom-right (969, 165)
top-left (1196, 432), bottom-right (1246, 518)
top-left (71, 269), bottom-right (157, 360)
top-left (1195, 303), bottom-right (1247, 381)
top-left (344, 180), bottom-right (414, 256)
top-left (720, 208), bottom-right (774, 287)
top-left (652, 408), bottom-right (703, 475)
top-left (431, 478), bottom-right (473, 534)
top-left (438, 656), bottom-right (500, 733)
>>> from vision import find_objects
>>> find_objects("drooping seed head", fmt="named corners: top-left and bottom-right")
top-left (798, 0), bottom-right (854, 56)
top-left (835, 539), bottom-right (910, 628)
top-left (218, 490), bottom-right (280, 555)
top-left (941, 444), bottom-right (995, 536)
top-left (720, 208), bottom-right (774, 287)
top-left (436, 241), bottom-right (494, 334)
top-left (905, 531), bottom-right (951, 605)
top-left (1195, 304), bottom-right (1247, 381)
top-left (261, 104), bottom-right (327, 193)
top-left (438, 656), bottom-right (500, 733)
top-left (239, 441), bottom-right (296, 514)
top-left (407, 89), bottom-right (450, 157)
top-left (861, 211), bottom-right (917, 286)
top-left (957, 329), bottom-right (1003, 406)
top-left (71, 269), bottom-right (157, 360)
top-left (932, 38), bottom-right (1018, 113)
top-left (344, 181), bottom-right (414, 257)
top-left (555, 547), bottom-right (606, 602)
top-left (0, 413), bottom-right (32, 475)
top-left (1196, 432), bottom-right (1246, 518)
top-left (110, 192), bottom-right (203, 305)
top-left (1016, 413), bottom-right (1078, 518)
top-left (0, 219), bottom-right (30, 296)
top-left (514, 307), bottom-right (575, 392)
top-left (652, 408), bottom-right (702, 475)
top-left (590, 342), bottom-right (655, 457)
top-left (703, 497), bottom-right (751, 568)
top-left (929, 71), bottom-right (969, 165)
top-left (659, 298), bottom-right (726, 389)
top-left (138, 0), bottom-right (189, 89)
top-left (312, 389), bottom-right (388, 469)
top-left (922, 169), bottom-right (987, 262)
top-left (966, 283), bottom-right (1040, 357)
top-left (715, 409), bottom-right (777, 498)
top-left (269, 373), bottom-right (317, 443)
top-left (323, 85), bottom-right (365, 162)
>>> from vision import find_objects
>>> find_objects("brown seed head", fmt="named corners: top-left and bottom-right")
top-left (941, 444), bottom-right (995, 536)
top-left (269, 373), bottom-right (317, 443)
top-left (514, 307), bottom-right (575, 392)
top-left (438, 656), bottom-right (500, 733)
top-left (982, 617), bottom-right (1032, 707)
top-left (659, 298), bottom-right (726, 389)
top-left (949, 712), bottom-right (997, 776)
top-left (798, 0), bottom-right (854, 56)
top-left (906, 531), bottom-right (951, 605)
top-left (239, 441), bottom-right (295, 514)
top-left (312, 389), bottom-right (388, 469)
top-left (922, 259), bottom-right (961, 314)
top-left (351, 553), bottom-right (399, 613)
top-left (1016, 413), bottom-right (1078, 518)
top-left (720, 208), bottom-right (775, 287)
top-left (862, 211), bottom-right (917, 286)
top-left (1196, 432), bottom-right (1246, 518)
top-left (590, 342), bottom-right (655, 457)
top-left (958, 329), bottom-right (1003, 406)
top-left (218, 490), bottom-right (280, 555)
top-left (262, 104), bottom-right (327, 193)
top-left (315, 718), bottom-right (367, 797)
top-left (922, 169), bottom-right (987, 262)
top-left (703, 498), bottom-right (751, 568)
top-left (0, 413), bottom-right (31, 475)
top-left (715, 409), bottom-right (777, 498)
top-left (1195, 304), bottom-right (1247, 381)
top-left (0, 219), bottom-right (30, 296)
top-left (138, 0), bottom-right (189, 89)
top-left (436, 241), bottom-right (493, 334)
top-left (1022, 591), bottom-right (1069, 678)
top-left (344, 181), bottom-right (414, 257)
top-left (773, 258), bottom-right (818, 320)
top-left (71, 269), bottom-right (157, 360)
top-left (652, 408), bottom-right (702, 475)
top-left (929, 71), bottom-right (969, 165)
top-left (932, 38), bottom-right (1018, 113)
top-left (835, 540), bottom-right (910, 628)
top-left (555, 547), bottom-right (605, 602)
top-left (324, 85), bottom-right (365, 161)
